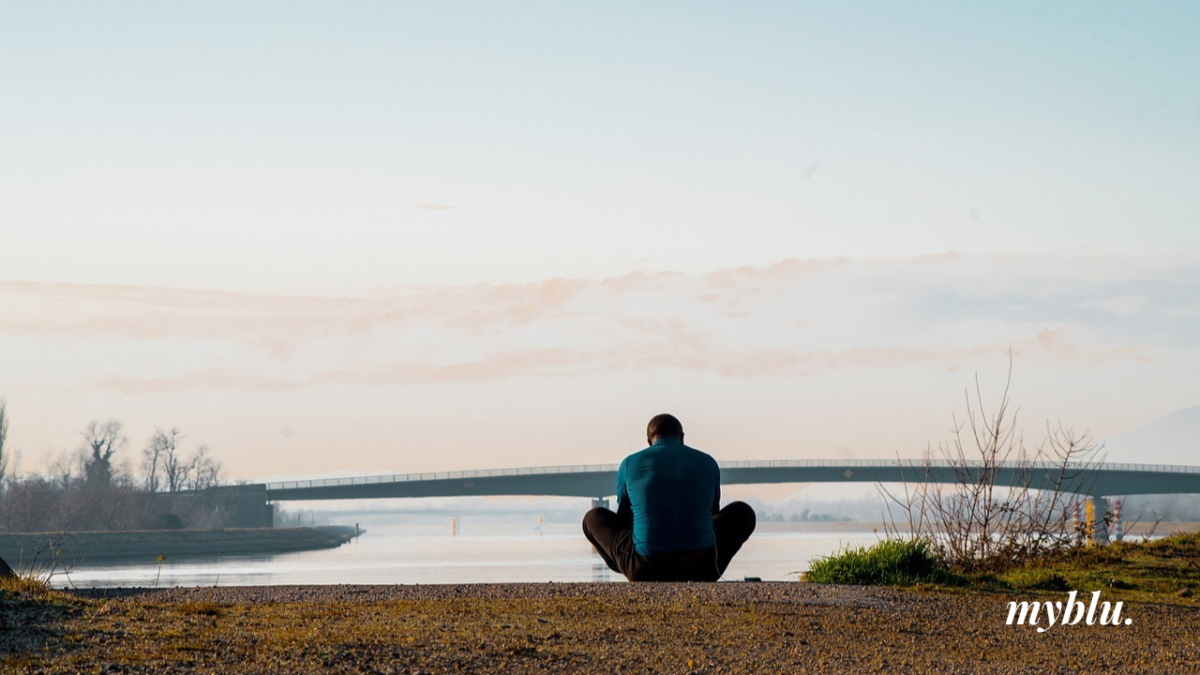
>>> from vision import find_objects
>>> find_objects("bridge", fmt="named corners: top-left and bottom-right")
top-left (261, 459), bottom-right (1200, 502)
top-left (214, 460), bottom-right (1200, 541)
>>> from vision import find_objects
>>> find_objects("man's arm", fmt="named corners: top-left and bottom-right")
top-left (616, 459), bottom-right (633, 527)
top-left (712, 463), bottom-right (722, 515)
top-left (616, 491), bottom-right (633, 526)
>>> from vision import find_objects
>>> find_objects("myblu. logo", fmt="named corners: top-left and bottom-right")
top-left (1006, 590), bottom-right (1131, 632)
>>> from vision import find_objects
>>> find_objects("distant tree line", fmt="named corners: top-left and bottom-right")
top-left (1119, 494), bottom-right (1200, 525)
top-left (0, 398), bottom-right (234, 533)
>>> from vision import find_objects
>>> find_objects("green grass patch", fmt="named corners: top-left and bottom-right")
top-left (802, 531), bottom-right (1200, 603)
top-left (983, 531), bottom-right (1200, 603)
top-left (1003, 569), bottom-right (1070, 592)
top-left (804, 538), bottom-right (961, 586)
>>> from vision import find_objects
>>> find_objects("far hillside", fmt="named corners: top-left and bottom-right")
top-left (1100, 407), bottom-right (1200, 522)
top-left (1102, 407), bottom-right (1200, 467)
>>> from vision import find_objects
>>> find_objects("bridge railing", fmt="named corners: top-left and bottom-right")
top-left (264, 459), bottom-right (1200, 492)
top-left (266, 463), bottom-right (620, 491)
top-left (719, 459), bottom-right (1200, 474)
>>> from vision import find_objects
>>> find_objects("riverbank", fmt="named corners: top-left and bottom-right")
top-left (0, 526), bottom-right (358, 570)
top-left (2, 582), bottom-right (1197, 673)
top-left (751, 520), bottom-right (1200, 536)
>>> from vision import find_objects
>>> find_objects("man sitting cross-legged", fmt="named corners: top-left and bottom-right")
top-left (582, 414), bottom-right (756, 582)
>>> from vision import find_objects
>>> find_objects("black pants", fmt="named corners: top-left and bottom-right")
top-left (582, 502), bottom-right (756, 582)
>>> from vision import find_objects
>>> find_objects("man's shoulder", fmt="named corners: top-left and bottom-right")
top-left (624, 443), bottom-right (718, 467)
top-left (620, 446), bottom-right (652, 469)
top-left (685, 445), bottom-right (720, 472)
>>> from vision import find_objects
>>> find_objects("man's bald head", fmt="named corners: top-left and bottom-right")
top-left (647, 414), bottom-right (684, 445)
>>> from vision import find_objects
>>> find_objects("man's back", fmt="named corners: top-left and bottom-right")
top-left (582, 414), bottom-right (755, 582)
top-left (617, 437), bottom-right (720, 557)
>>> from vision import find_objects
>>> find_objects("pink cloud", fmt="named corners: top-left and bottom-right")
top-left (92, 328), bottom-right (1154, 394)
top-left (4, 252), bottom-right (1179, 394)
top-left (408, 202), bottom-right (466, 210)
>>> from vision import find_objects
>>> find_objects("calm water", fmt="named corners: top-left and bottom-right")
top-left (51, 521), bottom-right (881, 589)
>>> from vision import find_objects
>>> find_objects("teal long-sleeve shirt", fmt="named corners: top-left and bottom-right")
top-left (616, 436), bottom-right (721, 557)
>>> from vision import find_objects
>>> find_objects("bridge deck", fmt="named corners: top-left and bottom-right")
top-left (261, 460), bottom-right (1200, 501)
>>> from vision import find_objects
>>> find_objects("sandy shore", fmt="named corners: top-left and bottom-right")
top-left (2, 582), bottom-right (1195, 673)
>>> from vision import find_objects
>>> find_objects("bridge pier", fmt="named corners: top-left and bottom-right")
top-left (1091, 494), bottom-right (1110, 546)
top-left (168, 484), bottom-right (274, 528)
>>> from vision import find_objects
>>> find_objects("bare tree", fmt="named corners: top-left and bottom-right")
top-left (0, 397), bottom-right (8, 489)
top-left (146, 427), bottom-right (189, 493)
top-left (47, 448), bottom-right (85, 489)
top-left (143, 428), bottom-right (225, 493)
top-left (186, 445), bottom-right (224, 491)
top-left (142, 433), bottom-right (164, 493)
top-left (82, 419), bottom-right (127, 489)
top-left (0, 398), bottom-right (9, 574)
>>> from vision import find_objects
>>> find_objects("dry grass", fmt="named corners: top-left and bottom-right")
top-left (2, 582), bottom-right (1199, 674)
top-left (0, 574), bottom-right (83, 668)
top-left (3, 534), bottom-right (1200, 673)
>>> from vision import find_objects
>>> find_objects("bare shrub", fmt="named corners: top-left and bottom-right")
top-left (11, 535), bottom-right (77, 589)
top-left (1, 476), bottom-right (61, 532)
top-left (879, 363), bottom-right (1102, 571)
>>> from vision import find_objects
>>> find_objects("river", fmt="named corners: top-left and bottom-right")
top-left (51, 520), bottom-right (883, 589)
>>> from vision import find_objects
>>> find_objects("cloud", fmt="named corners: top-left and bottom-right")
top-left (4, 251), bottom-right (1193, 393)
top-left (408, 202), bottom-right (466, 210)
top-left (93, 326), bottom-right (1153, 394)
top-left (800, 158), bottom-right (825, 181)
top-left (910, 251), bottom-right (962, 266)
top-left (95, 346), bottom-right (596, 393)
top-left (1081, 296), bottom-right (1146, 316)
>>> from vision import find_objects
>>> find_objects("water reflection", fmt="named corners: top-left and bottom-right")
top-left (52, 522), bottom-right (879, 589)
top-left (591, 562), bottom-right (611, 582)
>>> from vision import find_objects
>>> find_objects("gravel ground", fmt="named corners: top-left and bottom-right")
top-left (5, 583), bottom-right (1198, 673)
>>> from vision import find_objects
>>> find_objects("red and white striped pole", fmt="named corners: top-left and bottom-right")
top-left (1113, 499), bottom-right (1123, 541)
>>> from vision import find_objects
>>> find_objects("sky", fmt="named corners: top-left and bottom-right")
top-left (1, 2), bottom-right (1198, 482)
